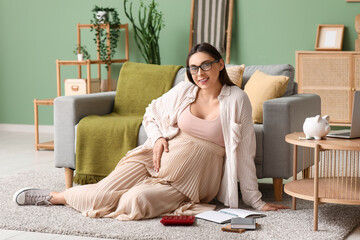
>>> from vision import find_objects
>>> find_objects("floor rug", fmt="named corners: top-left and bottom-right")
top-left (0, 168), bottom-right (359, 240)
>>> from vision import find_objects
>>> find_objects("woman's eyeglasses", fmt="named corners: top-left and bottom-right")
top-left (188, 59), bottom-right (220, 75)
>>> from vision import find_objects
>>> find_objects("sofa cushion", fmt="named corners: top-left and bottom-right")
top-left (174, 64), bottom-right (295, 94)
top-left (226, 64), bottom-right (245, 87)
top-left (242, 64), bottom-right (294, 96)
top-left (173, 68), bottom-right (187, 86)
top-left (137, 124), bottom-right (147, 146)
top-left (244, 70), bottom-right (289, 124)
top-left (253, 124), bottom-right (263, 165)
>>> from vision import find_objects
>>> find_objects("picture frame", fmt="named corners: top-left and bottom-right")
top-left (346, 0), bottom-right (360, 2)
top-left (315, 24), bottom-right (345, 51)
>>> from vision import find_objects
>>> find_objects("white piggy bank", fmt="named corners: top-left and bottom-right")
top-left (303, 115), bottom-right (330, 140)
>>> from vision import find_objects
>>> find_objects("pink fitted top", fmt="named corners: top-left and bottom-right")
top-left (177, 105), bottom-right (225, 147)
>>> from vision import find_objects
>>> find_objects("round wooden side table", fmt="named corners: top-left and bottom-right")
top-left (284, 132), bottom-right (360, 231)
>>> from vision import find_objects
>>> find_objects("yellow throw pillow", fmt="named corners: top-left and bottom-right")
top-left (244, 70), bottom-right (289, 124)
top-left (226, 64), bottom-right (245, 87)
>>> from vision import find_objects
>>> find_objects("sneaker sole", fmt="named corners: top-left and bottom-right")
top-left (13, 187), bottom-right (39, 205)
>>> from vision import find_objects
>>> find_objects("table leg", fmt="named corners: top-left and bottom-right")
top-left (313, 144), bottom-right (320, 231)
top-left (292, 144), bottom-right (297, 210)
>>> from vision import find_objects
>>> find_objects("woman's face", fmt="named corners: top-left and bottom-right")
top-left (188, 52), bottom-right (224, 91)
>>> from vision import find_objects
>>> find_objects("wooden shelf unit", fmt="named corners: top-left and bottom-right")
top-left (57, 23), bottom-right (129, 97)
top-left (33, 99), bottom-right (54, 150)
top-left (34, 23), bottom-right (129, 150)
top-left (296, 51), bottom-right (360, 126)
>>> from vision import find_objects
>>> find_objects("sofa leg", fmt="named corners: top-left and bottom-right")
top-left (273, 178), bottom-right (283, 202)
top-left (65, 168), bottom-right (74, 189)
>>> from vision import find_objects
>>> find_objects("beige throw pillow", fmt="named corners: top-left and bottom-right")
top-left (184, 64), bottom-right (245, 87)
top-left (244, 70), bottom-right (289, 124)
top-left (227, 64), bottom-right (245, 87)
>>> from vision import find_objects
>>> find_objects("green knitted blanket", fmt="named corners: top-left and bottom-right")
top-left (74, 62), bottom-right (181, 184)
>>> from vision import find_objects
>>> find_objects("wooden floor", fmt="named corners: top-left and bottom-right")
top-left (0, 126), bottom-right (359, 240)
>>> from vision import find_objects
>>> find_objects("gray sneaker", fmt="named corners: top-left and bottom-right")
top-left (13, 188), bottom-right (52, 206)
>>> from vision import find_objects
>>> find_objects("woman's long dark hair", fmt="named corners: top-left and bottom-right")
top-left (186, 42), bottom-right (234, 86)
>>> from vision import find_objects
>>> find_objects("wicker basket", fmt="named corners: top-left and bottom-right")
top-left (64, 79), bottom-right (100, 96)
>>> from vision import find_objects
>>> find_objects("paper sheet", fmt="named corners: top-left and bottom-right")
top-left (324, 31), bottom-right (337, 47)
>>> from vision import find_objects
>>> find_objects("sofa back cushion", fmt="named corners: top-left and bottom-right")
top-left (241, 64), bottom-right (294, 96)
top-left (172, 64), bottom-right (295, 97)
top-left (173, 68), bottom-right (187, 86)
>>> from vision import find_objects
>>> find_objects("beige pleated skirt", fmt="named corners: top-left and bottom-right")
top-left (64, 131), bottom-right (225, 221)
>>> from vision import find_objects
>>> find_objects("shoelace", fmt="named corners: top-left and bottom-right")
top-left (26, 193), bottom-right (52, 206)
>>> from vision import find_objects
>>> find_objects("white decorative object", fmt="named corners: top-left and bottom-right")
top-left (302, 115), bottom-right (330, 140)
top-left (96, 11), bottom-right (108, 24)
top-left (77, 54), bottom-right (83, 61)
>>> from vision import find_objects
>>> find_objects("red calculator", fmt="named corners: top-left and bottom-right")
top-left (160, 215), bottom-right (195, 226)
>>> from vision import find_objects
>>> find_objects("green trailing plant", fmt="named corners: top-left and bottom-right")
top-left (90, 5), bottom-right (121, 68)
top-left (124, 0), bottom-right (164, 65)
top-left (73, 45), bottom-right (91, 60)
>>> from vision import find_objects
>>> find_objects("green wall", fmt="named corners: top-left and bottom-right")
top-left (0, 0), bottom-right (359, 125)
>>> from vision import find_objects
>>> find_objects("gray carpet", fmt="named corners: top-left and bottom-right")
top-left (0, 168), bottom-right (359, 240)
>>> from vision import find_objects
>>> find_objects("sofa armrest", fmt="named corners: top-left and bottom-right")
top-left (262, 94), bottom-right (321, 179)
top-left (54, 92), bottom-right (116, 169)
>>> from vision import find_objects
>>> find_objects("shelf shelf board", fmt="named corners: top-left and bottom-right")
top-left (57, 59), bottom-right (128, 66)
top-left (285, 178), bottom-right (360, 205)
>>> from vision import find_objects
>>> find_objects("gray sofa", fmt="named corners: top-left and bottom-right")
top-left (54, 64), bottom-right (321, 201)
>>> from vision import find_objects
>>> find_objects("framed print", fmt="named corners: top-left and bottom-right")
top-left (315, 24), bottom-right (345, 51)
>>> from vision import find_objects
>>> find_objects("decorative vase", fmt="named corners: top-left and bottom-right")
top-left (96, 11), bottom-right (108, 24)
top-left (77, 54), bottom-right (84, 61)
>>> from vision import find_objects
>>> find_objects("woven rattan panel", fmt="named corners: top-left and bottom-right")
top-left (297, 53), bottom-right (353, 124)
top-left (300, 56), bottom-right (350, 88)
top-left (355, 56), bottom-right (360, 90)
top-left (302, 89), bottom-right (349, 122)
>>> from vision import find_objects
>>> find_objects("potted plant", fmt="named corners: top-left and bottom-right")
top-left (90, 6), bottom-right (121, 68)
top-left (124, 0), bottom-right (164, 65)
top-left (73, 45), bottom-right (91, 61)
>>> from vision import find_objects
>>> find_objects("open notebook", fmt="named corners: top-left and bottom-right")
top-left (195, 208), bottom-right (266, 224)
top-left (327, 91), bottom-right (360, 139)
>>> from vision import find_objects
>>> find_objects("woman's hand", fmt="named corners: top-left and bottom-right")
top-left (260, 203), bottom-right (290, 211)
top-left (153, 137), bottom-right (169, 172)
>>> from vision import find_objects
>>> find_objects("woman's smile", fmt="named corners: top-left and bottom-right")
top-left (198, 77), bottom-right (209, 84)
